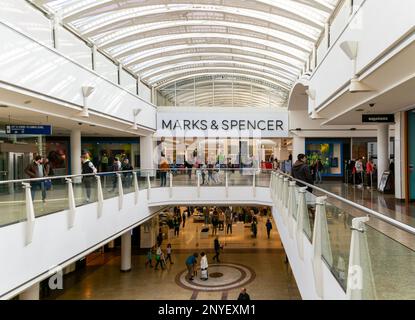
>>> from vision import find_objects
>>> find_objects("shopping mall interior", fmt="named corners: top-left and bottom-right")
top-left (0, 0), bottom-right (414, 302)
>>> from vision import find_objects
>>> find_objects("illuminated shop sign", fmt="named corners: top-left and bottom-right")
top-left (156, 110), bottom-right (288, 138)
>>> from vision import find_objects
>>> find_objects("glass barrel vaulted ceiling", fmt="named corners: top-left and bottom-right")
top-left (32, 0), bottom-right (340, 107)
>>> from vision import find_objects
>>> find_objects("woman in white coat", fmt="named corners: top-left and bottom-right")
top-left (200, 252), bottom-right (208, 280)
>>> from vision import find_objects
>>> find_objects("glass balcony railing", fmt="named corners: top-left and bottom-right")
top-left (271, 171), bottom-right (415, 300)
top-left (0, 168), bottom-right (272, 228)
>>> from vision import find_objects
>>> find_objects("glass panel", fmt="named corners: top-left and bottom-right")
top-left (0, 182), bottom-right (26, 226)
top-left (121, 171), bottom-right (135, 194)
top-left (73, 176), bottom-right (96, 207)
top-left (101, 172), bottom-right (119, 200)
top-left (33, 178), bottom-right (69, 218)
top-left (304, 190), bottom-right (317, 241)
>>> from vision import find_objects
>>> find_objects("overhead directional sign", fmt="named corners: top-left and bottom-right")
top-left (5, 125), bottom-right (52, 135)
top-left (362, 114), bottom-right (395, 123)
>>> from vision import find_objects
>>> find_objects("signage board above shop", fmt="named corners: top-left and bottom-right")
top-left (362, 114), bottom-right (395, 123)
top-left (5, 125), bottom-right (52, 135)
top-left (156, 108), bottom-right (289, 138)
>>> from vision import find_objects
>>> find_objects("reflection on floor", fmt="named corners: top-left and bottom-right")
top-left (45, 215), bottom-right (301, 300)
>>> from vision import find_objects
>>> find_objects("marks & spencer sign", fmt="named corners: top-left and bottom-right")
top-left (156, 109), bottom-right (289, 138)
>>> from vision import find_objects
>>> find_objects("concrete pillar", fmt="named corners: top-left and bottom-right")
top-left (140, 135), bottom-right (156, 173)
top-left (70, 129), bottom-right (82, 176)
top-left (121, 231), bottom-right (132, 272)
top-left (394, 112), bottom-right (407, 200)
top-left (377, 124), bottom-right (389, 186)
top-left (292, 135), bottom-right (305, 160)
top-left (19, 283), bottom-right (40, 300)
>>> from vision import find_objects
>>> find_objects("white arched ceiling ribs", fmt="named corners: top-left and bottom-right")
top-left (107, 33), bottom-right (308, 62)
top-left (132, 53), bottom-right (300, 79)
top-left (91, 19), bottom-right (317, 49)
top-left (123, 44), bottom-right (303, 72)
top-left (140, 60), bottom-right (297, 85)
top-left (41, 0), bottom-right (334, 25)
top-left (49, 2), bottom-right (326, 34)
top-left (151, 69), bottom-right (291, 90)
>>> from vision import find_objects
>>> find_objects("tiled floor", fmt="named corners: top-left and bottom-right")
top-left (45, 216), bottom-right (301, 300)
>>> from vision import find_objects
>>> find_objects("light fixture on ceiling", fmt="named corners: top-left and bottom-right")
top-left (130, 108), bottom-right (142, 130)
top-left (339, 41), bottom-right (374, 93)
top-left (78, 86), bottom-right (95, 117)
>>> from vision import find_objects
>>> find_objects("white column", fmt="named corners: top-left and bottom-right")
top-left (121, 231), bottom-right (132, 272)
top-left (140, 135), bottom-right (156, 175)
top-left (19, 283), bottom-right (40, 300)
top-left (377, 124), bottom-right (389, 186)
top-left (394, 112), bottom-right (407, 200)
top-left (70, 129), bottom-right (82, 176)
top-left (292, 135), bottom-right (305, 160)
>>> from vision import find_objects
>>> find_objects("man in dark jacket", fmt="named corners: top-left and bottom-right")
top-left (292, 154), bottom-right (314, 192)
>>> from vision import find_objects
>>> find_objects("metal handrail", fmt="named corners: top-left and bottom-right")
top-left (276, 171), bottom-right (415, 236)
top-left (0, 167), bottom-right (274, 185)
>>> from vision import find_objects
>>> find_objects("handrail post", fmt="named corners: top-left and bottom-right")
top-left (346, 216), bottom-right (377, 300)
top-left (312, 196), bottom-right (333, 299)
top-left (117, 173), bottom-right (123, 211)
top-left (282, 177), bottom-right (289, 211)
top-left (296, 187), bottom-right (309, 260)
top-left (197, 171), bottom-right (200, 198)
top-left (287, 181), bottom-right (297, 238)
top-left (147, 172), bottom-right (151, 200)
top-left (225, 171), bottom-right (229, 198)
top-left (169, 171), bottom-right (173, 198)
top-left (22, 182), bottom-right (35, 245)
top-left (65, 178), bottom-right (76, 228)
top-left (96, 175), bottom-right (104, 217)
top-left (252, 170), bottom-right (256, 197)
top-left (133, 172), bottom-right (139, 205)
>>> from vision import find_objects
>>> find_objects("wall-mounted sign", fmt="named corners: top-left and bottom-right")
top-left (156, 109), bottom-right (289, 138)
top-left (5, 125), bottom-right (52, 135)
top-left (362, 114), bottom-right (395, 123)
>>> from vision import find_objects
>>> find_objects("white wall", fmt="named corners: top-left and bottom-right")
top-left (0, 0), bottom-right (53, 48)
top-left (310, 0), bottom-right (415, 110)
top-left (120, 69), bottom-right (137, 95)
top-left (94, 51), bottom-right (118, 84)
top-left (139, 82), bottom-right (152, 103)
top-left (0, 22), bottom-right (157, 130)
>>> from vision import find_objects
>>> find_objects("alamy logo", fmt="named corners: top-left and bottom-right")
top-left (348, 265), bottom-right (363, 290)
top-left (48, 266), bottom-right (63, 290)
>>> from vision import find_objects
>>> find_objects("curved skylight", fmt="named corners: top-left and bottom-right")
top-left (33, 0), bottom-right (340, 107)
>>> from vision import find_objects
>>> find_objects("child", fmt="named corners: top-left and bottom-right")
top-left (145, 247), bottom-right (153, 268)
top-left (166, 243), bottom-right (174, 264)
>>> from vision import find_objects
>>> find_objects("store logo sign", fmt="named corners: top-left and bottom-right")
top-left (157, 109), bottom-right (288, 138)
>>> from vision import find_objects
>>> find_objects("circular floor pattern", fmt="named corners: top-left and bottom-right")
top-left (175, 263), bottom-right (256, 292)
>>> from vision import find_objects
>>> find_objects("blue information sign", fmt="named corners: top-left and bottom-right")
top-left (5, 125), bottom-right (52, 135)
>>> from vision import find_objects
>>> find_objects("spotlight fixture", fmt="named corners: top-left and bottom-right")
top-left (78, 86), bottom-right (95, 117)
top-left (130, 108), bottom-right (142, 130)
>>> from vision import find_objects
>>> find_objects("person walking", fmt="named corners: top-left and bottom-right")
top-left (314, 158), bottom-right (324, 184)
top-left (159, 153), bottom-right (170, 187)
top-left (355, 158), bottom-right (364, 186)
top-left (225, 209), bottom-right (233, 235)
top-left (251, 220), bottom-right (257, 238)
top-left (145, 247), bottom-right (154, 268)
top-left (237, 288), bottom-right (250, 300)
top-left (80, 153), bottom-right (97, 202)
top-left (366, 158), bottom-right (374, 188)
top-left (266, 219), bottom-right (273, 239)
top-left (211, 210), bottom-right (219, 236)
top-left (154, 246), bottom-right (164, 270)
top-left (182, 211), bottom-right (187, 228)
top-left (212, 237), bottom-right (221, 262)
top-left (121, 158), bottom-right (133, 188)
top-left (292, 154), bottom-right (314, 192)
top-left (200, 252), bottom-right (208, 280)
top-left (100, 152), bottom-right (109, 172)
top-left (185, 253), bottom-right (198, 281)
top-left (166, 243), bottom-right (174, 264)
top-left (174, 217), bottom-right (180, 236)
top-left (25, 155), bottom-right (47, 203)
top-left (110, 157), bottom-right (121, 192)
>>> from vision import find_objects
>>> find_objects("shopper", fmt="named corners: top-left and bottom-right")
top-left (185, 253), bottom-right (198, 281)
top-left (200, 252), bottom-right (208, 280)
top-left (212, 237), bottom-right (221, 263)
top-left (366, 158), bottom-right (374, 188)
top-left (211, 210), bottom-right (219, 235)
top-left (159, 153), bottom-right (170, 187)
top-left (182, 211), bottom-right (187, 228)
top-left (314, 158), bottom-right (324, 184)
top-left (174, 217), bottom-right (180, 236)
top-left (145, 247), bottom-right (153, 268)
top-left (121, 158), bottom-right (133, 188)
top-left (154, 246), bottom-right (164, 270)
top-left (25, 155), bottom-right (47, 202)
top-left (237, 288), bottom-right (250, 300)
top-left (101, 152), bottom-right (109, 172)
top-left (81, 153), bottom-right (97, 202)
top-left (251, 220), bottom-right (257, 238)
top-left (225, 209), bottom-right (233, 235)
top-left (166, 243), bottom-right (174, 264)
top-left (266, 219), bottom-right (273, 239)
top-left (110, 157), bottom-right (121, 192)
top-left (355, 158), bottom-right (364, 186)
top-left (292, 154), bottom-right (314, 192)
